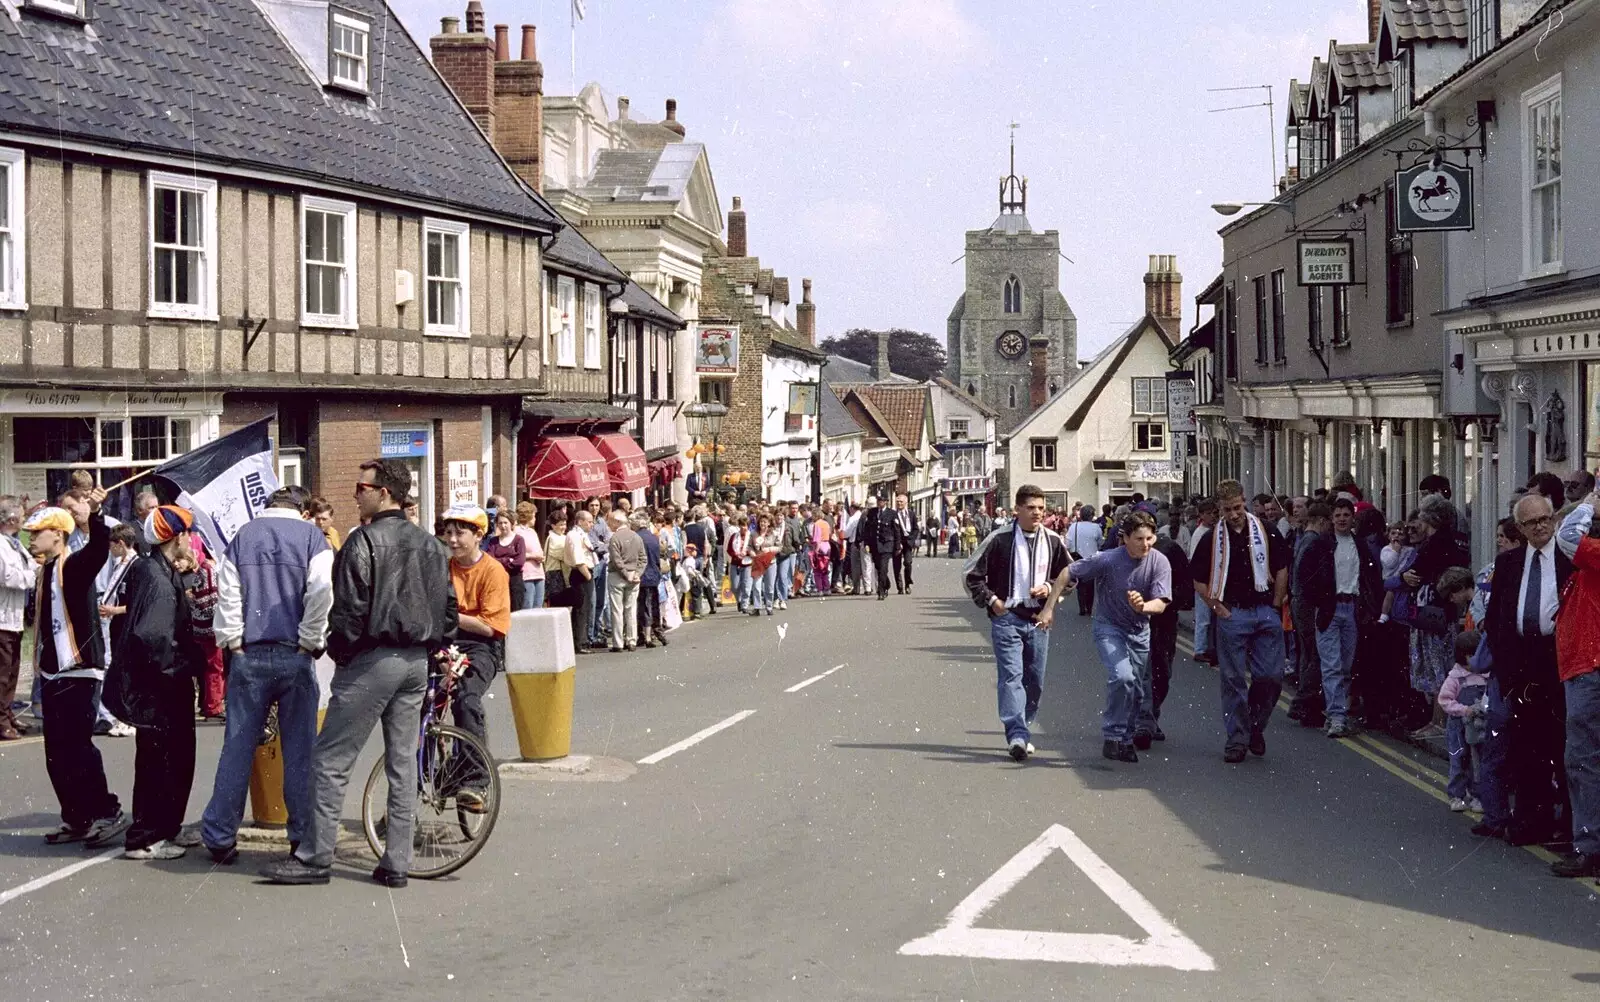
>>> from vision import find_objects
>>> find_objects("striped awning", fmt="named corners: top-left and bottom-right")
top-left (943, 477), bottom-right (993, 495)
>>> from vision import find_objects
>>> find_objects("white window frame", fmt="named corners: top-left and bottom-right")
top-left (1135, 421), bottom-right (1166, 452)
top-left (300, 195), bottom-right (357, 329)
top-left (1131, 376), bottom-right (1166, 416)
top-left (0, 147), bottom-right (26, 311)
top-left (555, 275), bottom-right (577, 367)
top-left (25, 0), bottom-right (85, 17)
top-left (147, 171), bottom-right (219, 321)
top-left (1522, 74), bottom-right (1563, 280)
top-left (328, 9), bottom-right (371, 93)
top-left (948, 417), bottom-right (969, 441)
top-left (423, 217), bottom-right (470, 337)
top-left (1030, 438), bottom-right (1056, 472)
top-left (582, 282), bottom-right (602, 370)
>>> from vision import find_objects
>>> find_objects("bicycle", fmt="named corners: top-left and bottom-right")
top-left (360, 646), bottom-right (501, 878)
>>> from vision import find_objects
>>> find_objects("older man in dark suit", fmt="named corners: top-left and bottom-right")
top-left (1479, 492), bottom-right (1574, 848)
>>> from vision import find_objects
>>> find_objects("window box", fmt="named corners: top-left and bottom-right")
top-left (0, 147), bottom-right (25, 311)
top-left (148, 171), bottom-right (219, 321)
top-left (301, 196), bottom-right (357, 329)
top-left (328, 8), bottom-right (371, 94)
top-left (423, 217), bottom-right (469, 336)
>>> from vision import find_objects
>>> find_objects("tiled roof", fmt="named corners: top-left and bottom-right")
top-left (859, 385), bottom-right (928, 452)
top-left (619, 280), bottom-right (683, 328)
top-left (820, 383), bottom-right (864, 438)
top-left (1307, 56), bottom-right (1331, 117)
top-left (821, 353), bottom-right (915, 385)
top-left (1330, 43), bottom-right (1392, 92)
top-left (545, 225), bottom-right (627, 284)
top-left (0, 0), bottom-right (559, 229)
top-left (1384, 0), bottom-right (1468, 42)
top-left (934, 377), bottom-right (999, 418)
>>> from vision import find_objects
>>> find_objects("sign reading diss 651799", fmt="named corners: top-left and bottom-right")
top-left (1297, 238), bottom-right (1354, 286)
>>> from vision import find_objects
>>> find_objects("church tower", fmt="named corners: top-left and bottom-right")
top-left (946, 132), bottom-right (1078, 434)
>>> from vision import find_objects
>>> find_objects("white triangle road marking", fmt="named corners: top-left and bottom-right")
top-left (898, 824), bottom-right (1216, 971)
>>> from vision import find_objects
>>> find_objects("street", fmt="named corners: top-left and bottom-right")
top-left (2, 557), bottom-right (1598, 1001)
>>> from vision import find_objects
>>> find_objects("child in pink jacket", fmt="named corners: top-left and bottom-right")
top-left (1437, 629), bottom-right (1490, 813)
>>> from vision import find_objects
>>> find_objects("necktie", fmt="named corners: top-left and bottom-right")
top-left (1523, 549), bottom-right (1543, 637)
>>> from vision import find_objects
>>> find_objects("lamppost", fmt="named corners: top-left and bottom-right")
top-left (1210, 200), bottom-right (1293, 216)
top-left (684, 401), bottom-right (727, 502)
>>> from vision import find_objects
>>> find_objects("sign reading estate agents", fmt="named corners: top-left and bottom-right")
top-left (1297, 238), bottom-right (1355, 286)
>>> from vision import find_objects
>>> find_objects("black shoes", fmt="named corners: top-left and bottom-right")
top-left (259, 856), bottom-right (331, 885)
top-left (1009, 739), bottom-right (1029, 762)
top-left (1550, 853), bottom-right (1600, 878)
top-left (1470, 822), bottom-right (1506, 839)
top-left (1223, 745), bottom-right (1247, 764)
top-left (1131, 731), bottom-right (1153, 751)
top-left (1102, 740), bottom-right (1137, 763)
top-left (1248, 731), bottom-right (1267, 757)
top-left (208, 843), bottom-right (239, 865)
top-left (372, 865), bottom-right (409, 888)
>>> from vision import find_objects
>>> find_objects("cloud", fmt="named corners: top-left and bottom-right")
top-left (706, 0), bottom-right (988, 67)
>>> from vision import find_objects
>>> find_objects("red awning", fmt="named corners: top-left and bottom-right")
top-left (523, 436), bottom-right (611, 501)
top-left (648, 457), bottom-right (682, 484)
top-left (589, 433), bottom-right (649, 492)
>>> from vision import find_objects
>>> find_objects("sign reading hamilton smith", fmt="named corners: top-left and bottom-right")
top-left (1396, 161), bottom-right (1474, 233)
top-left (1297, 238), bottom-right (1354, 286)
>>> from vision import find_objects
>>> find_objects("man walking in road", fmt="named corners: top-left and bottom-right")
top-left (0, 497), bottom-right (35, 740)
top-left (26, 488), bottom-right (129, 847)
top-left (1064, 505), bottom-right (1102, 616)
top-left (202, 485), bottom-right (332, 864)
top-left (964, 484), bottom-right (1071, 762)
top-left (262, 459), bottom-right (456, 888)
top-left (1191, 479), bottom-right (1290, 763)
top-left (1308, 496), bottom-right (1381, 739)
top-left (888, 494), bottom-right (920, 595)
top-left (1051, 511), bottom-right (1172, 763)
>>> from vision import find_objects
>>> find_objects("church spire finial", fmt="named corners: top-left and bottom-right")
top-left (1000, 122), bottom-right (1026, 215)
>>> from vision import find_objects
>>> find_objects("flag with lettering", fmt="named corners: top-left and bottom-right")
top-left (150, 418), bottom-right (277, 554)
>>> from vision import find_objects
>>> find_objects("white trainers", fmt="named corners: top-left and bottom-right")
top-left (1448, 797), bottom-right (1468, 813)
top-left (1026, 742), bottom-right (1036, 755)
top-left (107, 721), bottom-right (136, 737)
top-left (124, 840), bottom-right (187, 860)
top-left (1467, 796), bottom-right (1483, 813)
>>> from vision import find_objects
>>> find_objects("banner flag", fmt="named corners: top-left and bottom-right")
top-left (151, 418), bottom-right (277, 554)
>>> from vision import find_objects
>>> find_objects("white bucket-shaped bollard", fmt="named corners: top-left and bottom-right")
top-left (504, 607), bottom-right (577, 760)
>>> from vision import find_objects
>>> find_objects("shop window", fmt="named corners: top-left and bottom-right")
top-left (0, 147), bottom-right (23, 310)
top-left (1135, 422), bottom-right (1165, 452)
top-left (302, 196), bottom-right (357, 327)
top-left (149, 172), bottom-right (218, 320)
top-left (10, 414), bottom-right (200, 503)
top-left (423, 217), bottom-right (469, 336)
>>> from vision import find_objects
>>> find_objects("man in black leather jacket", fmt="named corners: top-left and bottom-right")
top-left (263, 459), bottom-right (456, 889)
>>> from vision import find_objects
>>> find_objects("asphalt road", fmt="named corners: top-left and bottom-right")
top-left (1, 557), bottom-right (1598, 1001)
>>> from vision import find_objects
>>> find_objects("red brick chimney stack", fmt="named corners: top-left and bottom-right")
top-left (1028, 341), bottom-right (1048, 410)
top-left (494, 24), bottom-right (509, 61)
top-left (662, 98), bottom-right (686, 137)
top-left (1143, 254), bottom-right (1184, 340)
top-left (1369, 0), bottom-right (1383, 42)
top-left (430, 5), bottom-right (496, 137)
top-left (797, 278), bottom-right (816, 345)
top-left (492, 20), bottom-right (545, 193)
top-left (727, 196), bottom-right (747, 257)
top-left (520, 24), bottom-right (536, 61)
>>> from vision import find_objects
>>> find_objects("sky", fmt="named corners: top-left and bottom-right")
top-left (390, 0), bottom-right (1371, 356)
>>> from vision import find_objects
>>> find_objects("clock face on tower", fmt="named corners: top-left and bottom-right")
top-left (997, 331), bottom-right (1026, 360)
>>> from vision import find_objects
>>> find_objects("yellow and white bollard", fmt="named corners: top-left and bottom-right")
top-left (247, 653), bottom-right (336, 827)
top-left (503, 607), bottom-right (577, 760)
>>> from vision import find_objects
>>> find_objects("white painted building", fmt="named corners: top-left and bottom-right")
top-left (1002, 316), bottom-right (1180, 511)
top-left (929, 377), bottom-right (999, 515)
top-left (762, 351), bottom-right (822, 503)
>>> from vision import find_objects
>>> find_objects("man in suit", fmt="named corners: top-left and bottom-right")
top-left (1480, 492), bottom-right (1574, 847)
top-left (879, 493), bottom-right (920, 596)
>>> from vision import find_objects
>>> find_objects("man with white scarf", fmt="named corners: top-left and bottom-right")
top-left (1190, 479), bottom-right (1290, 764)
top-left (964, 484), bottom-right (1072, 762)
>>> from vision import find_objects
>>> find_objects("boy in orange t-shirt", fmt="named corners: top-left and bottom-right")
top-left (441, 504), bottom-right (511, 809)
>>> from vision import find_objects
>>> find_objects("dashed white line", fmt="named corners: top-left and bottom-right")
top-left (0, 849), bottom-right (120, 909)
top-left (637, 710), bottom-right (757, 765)
top-left (785, 663), bottom-right (846, 693)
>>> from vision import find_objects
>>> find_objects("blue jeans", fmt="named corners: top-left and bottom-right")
top-left (525, 578), bottom-right (546, 609)
top-left (757, 561), bottom-right (778, 611)
top-left (730, 564), bottom-right (753, 610)
top-left (589, 562), bottom-right (609, 643)
top-left (1216, 603), bottom-right (1286, 748)
top-left (776, 554), bottom-right (796, 601)
top-left (201, 645), bottom-right (319, 851)
top-left (1476, 676), bottom-right (1516, 830)
top-left (1565, 671), bottom-right (1600, 855)
top-left (991, 611), bottom-right (1048, 745)
top-left (1094, 621), bottom-right (1148, 742)
top-left (1445, 683), bottom-right (1485, 802)
top-left (1316, 599), bottom-right (1359, 723)
top-left (1193, 600), bottom-right (1212, 656)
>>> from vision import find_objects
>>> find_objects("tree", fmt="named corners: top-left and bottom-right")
top-left (820, 328), bottom-right (948, 382)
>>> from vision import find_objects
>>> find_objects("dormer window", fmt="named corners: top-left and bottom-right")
top-left (1392, 50), bottom-right (1413, 117)
top-left (329, 8), bottom-right (371, 93)
top-left (24, 0), bottom-right (87, 19)
top-left (1003, 275), bottom-right (1022, 313)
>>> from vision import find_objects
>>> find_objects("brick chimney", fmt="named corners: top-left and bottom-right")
top-left (494, 23), bottom-right (509, 61)
top-left (796, 278), bottom-right (816, 345)
top-left (1028, 340), bottom-right (1049, 410)
top-left (872, 330), bottom-right (892, 381)
top-left (1368, 0), bottom-right (1383, 42)
top-left (1143, 254), bottom-right (1183, 340)
top-left (661, 97), bottom-right (686, 137)
top-left (430, 4), bottom-right (496, 137)
top-left (727, 196), bottom-right (747, 257)
top-left (493, 24), bottom-right (544, 192)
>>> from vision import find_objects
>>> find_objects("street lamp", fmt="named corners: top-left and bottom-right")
top-left (1211, 200), bottom-right (1293, 217)
top-left (684, 401), bottom-right (727, 501)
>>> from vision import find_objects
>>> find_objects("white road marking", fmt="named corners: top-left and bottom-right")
top-left (785, 663), bottom-right (846, 693)
top-left (0, 849), bottom-right (120, 908)
top-left (637, 710), bottom-right (756, 765)
top-left (898, 824), bottom-right (1216, 971)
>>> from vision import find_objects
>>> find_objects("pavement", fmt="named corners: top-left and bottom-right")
top-left (1, 558), bottom-right (1597, 1001)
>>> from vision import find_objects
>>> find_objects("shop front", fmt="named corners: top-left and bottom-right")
top-left (0, 389), bottom-right (223, 508)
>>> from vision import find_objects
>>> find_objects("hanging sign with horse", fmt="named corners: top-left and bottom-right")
top-left (1396, 160), bottom-right (1474, 233)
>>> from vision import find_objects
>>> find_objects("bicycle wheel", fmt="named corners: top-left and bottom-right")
top-left (360, 723), bottom-right (501, 879)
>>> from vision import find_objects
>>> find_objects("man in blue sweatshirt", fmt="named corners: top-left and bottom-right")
top-left (200, 485), bottom-right (333, 863)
